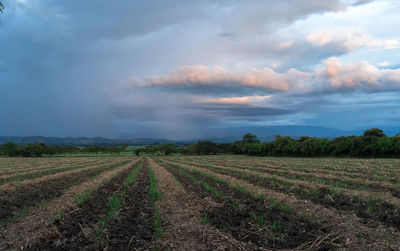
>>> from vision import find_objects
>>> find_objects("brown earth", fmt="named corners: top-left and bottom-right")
top-left (162, 160), bottom-right (340, 250)
top-left (29, 159), bottom-right (142, 250)
top-left (164, 158), bottom-right (400, 230)
top-left (156, 158), bottom-right (400, 250)
top-left (0, 159), bottom-right (132, 226)
top-left (148, 158), bottom-right (250, 250)
top-left (0, 158), bottom-right (140, 250)
top-left (100, 159), bottom-right (153, 250)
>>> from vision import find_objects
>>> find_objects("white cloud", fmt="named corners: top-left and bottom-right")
top-left (378, 61), bottom-right (391, 67)
top-left (317, 57), bottom-right (400, 91)
top-left (306, 27), bottom-right (400, 52)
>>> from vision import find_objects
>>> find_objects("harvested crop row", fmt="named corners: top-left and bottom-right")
top-left (30, 159), bottom-right (144, 250)
top-left (155, 158), bottom-right (400, 250)
top-left (176, 158), bottom-right (400, 199)
top-left (0, 157), bottom-right (93, 173)
top-left (0, 158), bottom-right (140, 250)
top-left (0, 159), bottom-right (132, 227)
top-left (147, 158), bottom-right (247, 250)
top-left (0, 158), bottom-right (75, 173)
top-left (0, 158), bottom-right (101, 178)
top-left (182, 156), bottom-right (400, 183)
top-left (0, 158), bottom-right (133, 194)
top-left (184, 156), bottom-right (400, 179)
top-left (100, 159), bottom-right (154, 250)
top-left (0, 158), bottom-right (110, 185)
top-left (157, 159), bottom-right (339, 250)
top-left (163, 158), bottom-right (400, 231)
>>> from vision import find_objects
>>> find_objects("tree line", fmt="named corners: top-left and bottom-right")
top-left (138, 128), bottom-right (400, 158)
top-left (1, 128), bottom-right (400, 158)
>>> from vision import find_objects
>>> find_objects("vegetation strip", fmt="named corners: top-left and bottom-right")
top-left (157, 160), bottom-right (340, 249)
top-left (30, 159), bottom-right (142, 250)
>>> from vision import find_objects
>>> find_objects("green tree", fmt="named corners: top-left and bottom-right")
top-left (31, 142), bottom-right (46, 157)
top-left (196, 141), bottom-right (217, 155)
top-left (363, 128), bottom-right (386, 138)
top-left (242, 133), bottom-right (260, 143)
top-left (3, 142), bottom-right (19, 156)
top-left (0, 2), bottom-right (4, 14)
top-left (162, 143), bottom-right (177, 155)
top-left (134, 149), bottom-right (141, 156)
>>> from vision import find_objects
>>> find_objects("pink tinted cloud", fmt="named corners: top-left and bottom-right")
top-left (198, 95), bottom-right (271, 105)
top-left (318, 57), bottom-right (400, 91)
top-left (131, 65), bottom-right (309, 92)
top-left (130, 58), bottom-right (400, 94)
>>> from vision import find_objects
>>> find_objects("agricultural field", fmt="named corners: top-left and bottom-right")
top-left (0, 156), bottom-right (399, 250)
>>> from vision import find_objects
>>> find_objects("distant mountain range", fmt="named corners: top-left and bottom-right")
top-left (1, 125), bottom-right (399, 145)
top-left (0, 136), bottom-right (179, 146)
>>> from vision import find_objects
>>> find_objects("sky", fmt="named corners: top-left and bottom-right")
top-left (0, 0), bottom-right (399, 140)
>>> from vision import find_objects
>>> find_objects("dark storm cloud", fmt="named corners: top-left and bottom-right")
top-left (141, 83), bottom-right (276, 97)
top-left (195, 104), bottom-right (293, 118)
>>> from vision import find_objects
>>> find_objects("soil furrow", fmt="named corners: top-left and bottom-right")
top-left (0, 159), bottom-right (132, 226)
top-left (0, 158), bottom-right (139, 250)
top-left (164, 158), bottom-right (400, 231)
top-left (159, 160), bottom-right (336, 250)
top-left (100, 159), bottom-right (153, 250)
top-left (156, 158), bottom-right (400, 250)
top-left (30, 159), bottom-right (142, 250)
top-left (148, 158), bottom-right (248, 250)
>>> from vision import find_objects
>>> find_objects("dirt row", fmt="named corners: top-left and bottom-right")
top-left (183, 156), bottom-right (400, 181)
top-left (159, 159), bottom-right (341, 250)
top-left (101, 160), bottom-right (153, 250)
top-left (0, 158), bottom-right (140, 250)
top-left (0, 158), bottom-right (110, 185)
top-left (155, 158), bottom-right (400, 250)
top-left (30, 159), bottom-right (150, 250)
top-left (0, 157), bottom-right (100, 174)
top-left (0, 158), bottom-right (133, 194)
top-left (176, 158), bottom-right (400, 199)
top-left (0, 158), bottom-right (101, 178)
top-left (147, 158), bottom-right (247, 250)
top-left (164, 158), bottom-right (400, 231)
top-left (181, 156), bottom-right (400, 184)
top-left (0, 159), bottom-right (132, 226)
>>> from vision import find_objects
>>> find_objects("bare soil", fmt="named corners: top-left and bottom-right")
top-left (0, 160), bottom-right (131, 226)
top-left (163, 162), bottom-right (340, 250)
top-left (30, 160), bottom-right (141, 250)
top-left (100, 160), bottom-right (153, 250)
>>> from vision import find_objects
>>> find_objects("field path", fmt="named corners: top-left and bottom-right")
top-left (0, 157), bottom-right (141, 250)
top-left (148, 157), bottom-right (248, 250)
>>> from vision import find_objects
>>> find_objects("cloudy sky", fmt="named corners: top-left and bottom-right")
top-left (0, 0), bottom-right (399, 139)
